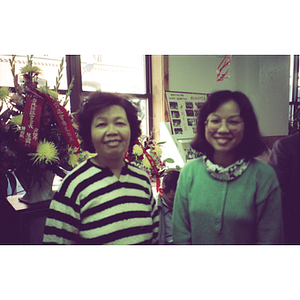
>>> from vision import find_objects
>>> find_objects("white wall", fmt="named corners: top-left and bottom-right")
top-left (168, 55), bottom-right (290, 136)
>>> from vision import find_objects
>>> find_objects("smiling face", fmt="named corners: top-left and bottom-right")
top-left (90, 105), bottom-right (131, 166)
top-left (205, 100), bottom-right (244, 161)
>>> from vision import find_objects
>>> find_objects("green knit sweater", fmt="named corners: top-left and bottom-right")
top-left (173, 157), bottom-right (284, 244)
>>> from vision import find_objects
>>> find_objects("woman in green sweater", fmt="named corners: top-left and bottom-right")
top-left (173, 90), bottom-right (284, 244)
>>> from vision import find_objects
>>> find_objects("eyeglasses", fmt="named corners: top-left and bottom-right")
top-left (205, 117), bottom-right (244, 131)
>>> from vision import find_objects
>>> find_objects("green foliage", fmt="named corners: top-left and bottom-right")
top-left (54, 57), bottom-right (65, 92)
top-left (0, 55), bottom-right (87, 197)
top-left (63, 75), bottom-right (74, 107)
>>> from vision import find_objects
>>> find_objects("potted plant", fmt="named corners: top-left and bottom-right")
top-left (0, 55), bottom-right (87, 203)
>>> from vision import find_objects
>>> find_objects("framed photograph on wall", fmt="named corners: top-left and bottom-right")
top-left (165, 91), bottom-right (208, 139)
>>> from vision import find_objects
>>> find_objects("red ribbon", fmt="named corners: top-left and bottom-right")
top-left (18, 93), bottom-right (43, 152)
top-left (18, 88), bottom-right (80, 153)
top-left (216, 55), bottom-right (232, 82)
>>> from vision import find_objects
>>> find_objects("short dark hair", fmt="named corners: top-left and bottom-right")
top-left (76, 92), bottom-right (141, 153)
top-left (191, 90), bottom-right (267, 160)
top-left (162, 170), bottom-right (180, 194)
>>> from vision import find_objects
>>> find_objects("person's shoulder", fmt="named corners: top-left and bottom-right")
top-left (127, 162), bottom-right (145, 173)
top-left (284, 132), bottom-right (299, 148)
top-left (251, 158), bottom-right (275, 171)
top-left (250, 158), bottom-right (278, 181)
top-left (275, 132), bottom-right (299, 148)
top-left (282, 132), bottom-right (299, 141)
top-left (127, 163), bottom-right (151, 180)
top-left (68, 159), bottom-right (92, 176)
top-left (180, 157), bottom-right (205, 177)
top-left (185, 157), bottom-right (204, 167)
top-left (59, 159), bottom-right (93, 185)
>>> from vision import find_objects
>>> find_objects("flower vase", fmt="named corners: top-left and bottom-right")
top-left (16, 170), bottom-right (55, 204)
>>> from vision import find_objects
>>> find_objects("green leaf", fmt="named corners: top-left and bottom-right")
top-left (0, 109), bottom-right (18, 122)
top-left (54, 57), bottom-right (65, 92)
top-left (164, 158), bottom-right (174, 163)
top-left (157, 141), bottom-right (166, 145)
top-left (0, 86), bottom-right (11, 100)
top-left (64, 75), bottom-right (75, 107)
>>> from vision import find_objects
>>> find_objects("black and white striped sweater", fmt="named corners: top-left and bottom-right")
top-left (43, 159), bottom-right (159, 244)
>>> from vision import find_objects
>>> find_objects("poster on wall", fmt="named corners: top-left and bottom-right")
top-left (165, 91), bottom-right (208, 139)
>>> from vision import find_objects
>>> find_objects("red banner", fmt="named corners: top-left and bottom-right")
top-left (18, 88), bottom-right (80, 153)
top-left (33, 89), bottom-right (80, 151)
top-left (18, 94), bottom-right (44, 152)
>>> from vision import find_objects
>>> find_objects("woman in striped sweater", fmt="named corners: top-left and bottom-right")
top-left (43, 92), bottom-right (159, 244)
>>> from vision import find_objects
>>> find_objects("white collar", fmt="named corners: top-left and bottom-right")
top-left (203, 155), bottom-right (250, 181)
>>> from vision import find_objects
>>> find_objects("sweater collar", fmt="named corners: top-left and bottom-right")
top-left (203, 155), bottom-right (250, 181)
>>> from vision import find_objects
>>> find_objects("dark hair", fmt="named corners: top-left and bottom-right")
top-left (191, 90), bottom-right (267, 160)
top-left (77, 92), bottom-right (141, 152)
top-left (162, 170), bottom-right (180, 194)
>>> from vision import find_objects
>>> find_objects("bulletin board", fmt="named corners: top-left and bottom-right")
top-left (165, 91), bottom-right (208, 139)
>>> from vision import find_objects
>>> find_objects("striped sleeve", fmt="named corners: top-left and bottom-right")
top-left (129, 165), bottom-right (160, 244)
top-left (43, 195), bottom-right (80, 244)
top-left (42, 161), bottom-right (91, 244)
top-left (120, 164), bottom-right (159, 244)
top-left (150, 189), bottom-right (159, 244)
top-left (43, 161), bottom-right (160, 245)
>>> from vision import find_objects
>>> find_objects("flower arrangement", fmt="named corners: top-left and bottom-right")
top-left (0, 55), bottom-right (88, 197)
top-left (124, 131), bottom-right (175, 191)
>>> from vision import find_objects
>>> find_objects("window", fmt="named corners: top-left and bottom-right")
top-left (289, 55), bottom-right (300, 134)
top-left (0, 55), bottom-right (152, 135)
top-left (0, 54), bottom-right (70, 111)
top-left (67, 55), bottom-right (151, 135)
top-left (80, 54), bottom-right (150, 135)
top-left (81, 54), bottom-right (146, 94)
